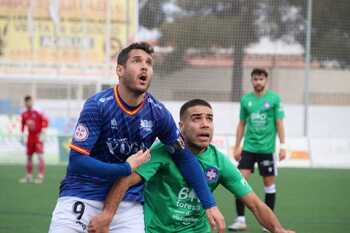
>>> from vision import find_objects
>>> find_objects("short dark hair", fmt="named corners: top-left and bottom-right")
top-left (117, 42), bottom-right (154, 65)
top-left (24, 95), bottom-right (32, 102)
top-left (180, 99), bottom-right (212, 120)
top-left (251, 68), bottom-right (268, 78)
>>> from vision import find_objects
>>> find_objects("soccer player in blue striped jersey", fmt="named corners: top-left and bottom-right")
top-left (48, 42), bottom-right (224, 233)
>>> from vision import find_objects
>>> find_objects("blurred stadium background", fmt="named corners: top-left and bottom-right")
top-left (0, 0), bottom-right (349, 232)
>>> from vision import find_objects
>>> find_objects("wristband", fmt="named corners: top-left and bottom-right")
top-left (280, 143), bottom-right (287, 150)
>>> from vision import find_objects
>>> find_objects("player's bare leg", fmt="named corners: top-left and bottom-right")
top-left (34, 153), bottom-right (45, 184)
top-left (261, 176), bottom-right (276, 232)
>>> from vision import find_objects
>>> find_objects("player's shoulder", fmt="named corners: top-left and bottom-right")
top-left (145, 93), bottom-right (168, 115)
top-left (20, 109), bottom-right (27, 116)
top-left (207, 144), bottom-right (227, 159)
top-left (267, 90), bottom-right (281, 98)
top-left (150, 141), bottom-right (172, 161)
top-left (266, 90), bottom-right (282, 102)
top-left (85, 88), bottom-right (114, 108)
top-left (240, 92), bottom-right (254, 103)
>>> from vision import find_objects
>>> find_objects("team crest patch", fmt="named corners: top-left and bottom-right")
top-left (264, 101), bottom-right (270, 109)
top-left (74, 124), bottom-right (89, 142)
top-left (205, 167), bottom-right (219, 183)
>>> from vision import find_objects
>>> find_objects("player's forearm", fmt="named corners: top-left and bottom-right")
top-left (234, 121), bottom-right (245, 148)
top-left (169, 147), bottom-right (216, 209)
top-left (103, 173), bottom-right (141, 217)
top-left (276, 120), bottom-right (285, 144)
top-left (68, 151), bottom-right (132, 180)
top-left (244, 193), bottom-right (284, 233)
top-left (103, 176), bottom-right (134, 216)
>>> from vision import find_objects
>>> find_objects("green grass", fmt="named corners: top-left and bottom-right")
top-left (0, 165), bottom-right (349, 233)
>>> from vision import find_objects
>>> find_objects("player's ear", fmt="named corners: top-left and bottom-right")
top-left (116, 64), bottom-right (124, 76)
top-left (179, 121), bottom-right (184, 133)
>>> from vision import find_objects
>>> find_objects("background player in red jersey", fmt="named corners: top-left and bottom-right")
top-left (19, 95), bottom-right (48, 184)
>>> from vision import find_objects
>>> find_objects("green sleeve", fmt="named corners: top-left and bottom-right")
top-left (135, 143), bottom-right (170, 181)
top-left (275, 95), bottom-right (285, 120)
top-left (219, 155), bottom-right (252, 198)
top-left (239, 97), bottom-right (248, 121)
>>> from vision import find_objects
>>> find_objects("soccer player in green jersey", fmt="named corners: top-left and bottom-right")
top-left (88, 99), bottom-right (294, 233)
top-left (228, 68), bottom-right (287, 232)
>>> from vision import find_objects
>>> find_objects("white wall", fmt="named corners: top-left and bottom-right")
top-left (162, 101), bottom-right (350, 138)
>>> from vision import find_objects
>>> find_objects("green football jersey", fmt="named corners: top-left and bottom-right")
top-left (136, 143), bottom-right (252, 233)
top-left (240, 90), bottom-right (284, 153)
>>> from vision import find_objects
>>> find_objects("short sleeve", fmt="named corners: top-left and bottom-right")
top-left (219, 155), bottom-right (252, 198)
top-left (275, 96), bottom-right (285, 120)
top-left (70, 99), bottom-right (102, 155)
top-left (239, 97), bottom-right (248, 121)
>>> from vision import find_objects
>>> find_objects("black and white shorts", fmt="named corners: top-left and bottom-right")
top-left (237, 151), bottom-right (277, 177)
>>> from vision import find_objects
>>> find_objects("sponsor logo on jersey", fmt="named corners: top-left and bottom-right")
top-left (74, 124), bottom-right (89, 142)
top-left (106, 137), bottom-right (146, 161)
top-left (206, 167), bottom-right (219, 183)
top-left (111, 118), bottom-right (118, 129)
top-left (251, 112), bottom-right (267, 121)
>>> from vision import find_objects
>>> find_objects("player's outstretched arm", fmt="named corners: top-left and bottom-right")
top-left (87, 172), bottom-right (142, 233)
top-left (206, 206), bottom-right (226, 233)
top-left (68, 150), bottom-right (150, 181)
top-left (241, 192), bottom-right (296, 233)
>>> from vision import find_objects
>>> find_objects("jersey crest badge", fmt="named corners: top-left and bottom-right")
top-left (205, 167), bottom-right (219, 183)
top-left (140, 119), bottom-right (153, 134)
top-left (74, 123), bottom-right (89, 142)
top-left (264, 101), bottom-right (270, 109)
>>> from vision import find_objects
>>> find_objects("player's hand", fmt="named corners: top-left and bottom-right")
top-left (233, 146), bottom-right (242, 161)
top-left (279, 148), bottom-right (287, 161)
top-left (205, 206), bottom-right (225, 233)
top-left (126, 149), bottom-right (151, 171)
top-left (88, 212), bottom-right (113, 233)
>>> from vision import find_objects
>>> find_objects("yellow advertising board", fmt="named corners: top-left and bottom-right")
top-left (0, 0), bottom-right (137, 77)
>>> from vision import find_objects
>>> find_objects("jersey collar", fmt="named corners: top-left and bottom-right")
top-left (113, 85), bottom-right (145, 116)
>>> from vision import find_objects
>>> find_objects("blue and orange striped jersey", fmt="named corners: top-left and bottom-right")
top-left (59, 86), bottom-right (180, 202)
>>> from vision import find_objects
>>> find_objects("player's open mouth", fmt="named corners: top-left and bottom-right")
top-left (198, 133), bottom-right (210, 139)
top-left (138, 74), bottom-right (147, 81)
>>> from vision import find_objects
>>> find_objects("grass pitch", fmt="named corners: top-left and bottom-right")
top-left (0, 165), bottom-right (349, 233)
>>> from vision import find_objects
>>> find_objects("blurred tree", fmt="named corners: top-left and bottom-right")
top-left (140, 0), bottom-right (349, 99)
top-left (139, 0), bottom-right (166, 29)
top-left (159, 0), bottom-right (259, 101)
top-left (288, 0), bottom-right (350, 68)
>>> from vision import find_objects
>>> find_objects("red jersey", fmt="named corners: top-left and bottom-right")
top-left (21, 109), bottom-right (48, 137)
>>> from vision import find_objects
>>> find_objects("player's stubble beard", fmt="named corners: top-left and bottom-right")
top-left (253, 83), bottom-right (266, 95)
top-left (122, 75), bottom-right (152, 97)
